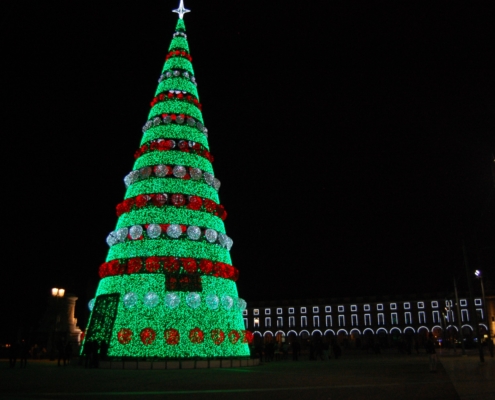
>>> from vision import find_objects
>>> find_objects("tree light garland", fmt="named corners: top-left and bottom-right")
top-left (83, 8), bottom-right (250, 360)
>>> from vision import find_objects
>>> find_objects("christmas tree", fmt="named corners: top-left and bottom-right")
top-left (83, 1), bottom-right (251, 359)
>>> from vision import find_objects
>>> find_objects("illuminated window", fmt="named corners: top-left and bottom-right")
top-left (244, 318), bottom-right (248, 328)
top-left (254, 309), bottom-right (259, 315)
top-left (301, 307), bottom-right (307, 314)
top-left (338, 305), bottom-right (344, 312)
top-left (417, 302), bottom-right (425, 309)
top-left (477, 309), bottom-right (484, 320)
top-left (377, 304), bottom-right (384, 311)
top-left (325, 306), bottom-right (331, 313)
top-left (338, 315), bottom-right (345, 326)
top-left (313, 316), bottom-right (320, 327)
top-left (475, 299), bottom-right (482, 306)
top-left (432, 311), bottom-right (440, 323)
top-left (404, 302), bottom-right (411, 310)
top-left (277, 317), bottom-right (283, 327)
top-left (351, 314), bottom-right (358, 326)
top-left (289, 307), bottom-right (294, 314)
top-left (254, 318), bottom-right (260, 327)
top-left (265, 308), bottom-right (271, 315)
top-left (351, 305), bottom-right (357, 312)
top-left (405, 312), bottom-right (412, 324)
top-left (419, 311), bottom-right (426, 324)
top-left (364, 314), bottom-right (371, 326)
top-left (243, 310), bottom-right (248, 316)
top-left (460, 299), bottom-right (467, 307)
top-left (326, 315), bottom-right (332, 327)
top-left (265, 317), bottom-right (271, 327)
top-left (390, 303), bottom-right (397, 310)
top-left (364, 304), bottom-right (370, 311)
top-left (301, 316), bottom-right (307, 327)
top-left (378, 313), bottom-right (385, 325)
top-left (313, 306), bottom-right (319, 313)
top-left (431, 301), bottom-right (438, 308)
top-left (461, 309), bottom-right (469, 322)
top-left (289, 316), bottom-right (295, 327)
top-left (391, 313), bottom-right (398, 325)
top-left (277, 308), bottom-right (283, 315)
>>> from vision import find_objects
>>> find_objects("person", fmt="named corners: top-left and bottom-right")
top-left (322, 340), bottom-right (330, 360)
top-left (57, 337), bottom-right (66, 367)
top-left (291, 340), bottom-right (300, 361)
top-left (332, 340), bottom-right (342, 359)
top-left (64, 341), bottom-right (73, 365)
top-left (281, 341), bottom-right (289, 361)
top-left (19, 339), bottom-right (29, 368)
top-left (425, 333), bottom-right (437, 372)
top-left (8, 341), bottom-right (18, 368)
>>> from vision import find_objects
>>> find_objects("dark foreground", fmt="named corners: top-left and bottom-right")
top-left (1, 351), bottom-right (494, 400)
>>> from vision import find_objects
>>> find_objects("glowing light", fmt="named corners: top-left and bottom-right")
top-left (172, 0), bottom-right (190, 20)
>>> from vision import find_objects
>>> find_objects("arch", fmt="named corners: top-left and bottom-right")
top-left (275, 330), bottom-right (286, 337)
top-left (390, 327), bottom-right (402, 335)
top-left (461, 324), bottom-right (473, 331)
top-left (287, 330), bottom-right (298, 336)
top-left (376, 328), bottom-right (388, 334)
top-left (312, 329), bottom-right (323, 336)
top-left (253, 331), bottom-right (262, 337)
top-left (299, 330), bottom-right (310, 337)
top-left (479, 324), bottom-right (488, 331)
top-left (404, 327), bottom-right (416, 334)
top-left (336, 329), bottom-right (348, 336)
top-left (363, 328), bottom-right (375, 335)
top-left (417, 326), bottom-right (429, 333)
top-left (263, 330), bottom-right (274, 337)
top-left (431, 325), bottom-right (443, 332)
top-left (324, 329), bottom-right (336, 336)
top-left (350, 328), bottom-right (362, 335)
top-left (446, 325), bottom-right (458, 331)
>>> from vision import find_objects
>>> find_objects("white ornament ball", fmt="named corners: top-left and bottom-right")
top-left (123, 292), bottom-right (138, 309)
top-left (206, 294), bottom-right (219, 310)
top-left (186, 292), bottom-right (201, 309)
top-left (187, 226), bottom-right (201, 240)
top-left (166, 224), bottom-right (182, 239)
top-left (147, 224), bottom-right (162, 239)
top-left (129, 225), bottom-right (143, 240)
top-left (221, 295), bottom-right (234, 310)
top-left (205, 229), bottom-right (218, 243)
top-left (143, 292), bottom-right (160, 308)
top-left (164, 292), bottom-right (180, 309)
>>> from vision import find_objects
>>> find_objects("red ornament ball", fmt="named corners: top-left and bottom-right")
top-left (140, 328), bottom-right (156, 345)
top-left (228, 330), bottom-right (241, 344)
top-left (189, 327), bottom-right (204, 344)
top-left (171, 194), bottom-right (185, 206)
top-left (164, 328), bottom-right (180, 345)
top-left (211, 329), bottom-right (225, 345)
top-left (117, 328), bottom-right (133, 345)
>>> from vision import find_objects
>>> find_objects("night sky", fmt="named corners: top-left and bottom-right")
top-left (1, 1), bottom-right (494, 340)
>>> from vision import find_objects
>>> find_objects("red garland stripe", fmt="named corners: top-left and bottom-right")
top-left (165, 50), bottom-right (192, 61)
top-left (99, 257), bottom-right (239, 282)
top-left (150, 92), bottom-right (202, 110)
top-left (116, 193), bottom-right (227, 220)
top-left (134, 134), bottom-right (213, 162)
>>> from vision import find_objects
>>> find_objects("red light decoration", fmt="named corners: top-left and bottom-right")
top-left (189, 327), bottom-right (204, 344)
top-left (140, 328), bottom-right (157, 345)
top-left (211, 329), bottom-right (225, 345)
top-left (228, 330), bottom-right (241, 344)
top-left (164, 328), bottom-right (180, 345)
top-left (117, 328), bottom-right (133, 345)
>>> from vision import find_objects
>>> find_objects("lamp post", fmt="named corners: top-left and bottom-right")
top-left (474, 270), bottom-right (493, 357)
top-left (49, 288), bottom-right (65, 360)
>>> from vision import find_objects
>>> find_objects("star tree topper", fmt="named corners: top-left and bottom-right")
top-left (173, 0), bottom-right (190, 19)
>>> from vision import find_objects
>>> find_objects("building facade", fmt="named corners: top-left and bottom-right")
top-left (244, 294), bottom-right (494, 347)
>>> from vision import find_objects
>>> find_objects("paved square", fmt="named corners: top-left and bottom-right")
top-left (1, 351), bottom-right (493, 399)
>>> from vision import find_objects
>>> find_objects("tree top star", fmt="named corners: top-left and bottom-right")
top-left (173, 0), bottom-right (190, 19)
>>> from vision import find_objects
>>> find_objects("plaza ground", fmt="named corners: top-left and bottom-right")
top-left (1, 350), bottom-right (494, 400)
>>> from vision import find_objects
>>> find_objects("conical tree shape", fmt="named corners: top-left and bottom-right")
top-left (83, 15), bottom-right (251, 358)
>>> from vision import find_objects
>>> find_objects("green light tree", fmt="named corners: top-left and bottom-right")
top-left (83, 2), bottom-right (251, 359)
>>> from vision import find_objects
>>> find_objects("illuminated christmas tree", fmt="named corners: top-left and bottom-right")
top-left (83, 1), bottom-right (251, 359)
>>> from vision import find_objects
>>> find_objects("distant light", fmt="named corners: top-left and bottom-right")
top-left (52, 288), bottom-right (65, 297)
top-left (474, 270), bottom-right (481, 277)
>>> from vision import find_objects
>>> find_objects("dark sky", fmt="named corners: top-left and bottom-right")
top-left (1, 1), bottom-right (494, 340)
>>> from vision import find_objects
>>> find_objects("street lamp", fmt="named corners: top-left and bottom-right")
top-left (474, 270), bottom-right (493, 357)
top-left (52, 288), bottom-right (65, 297)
